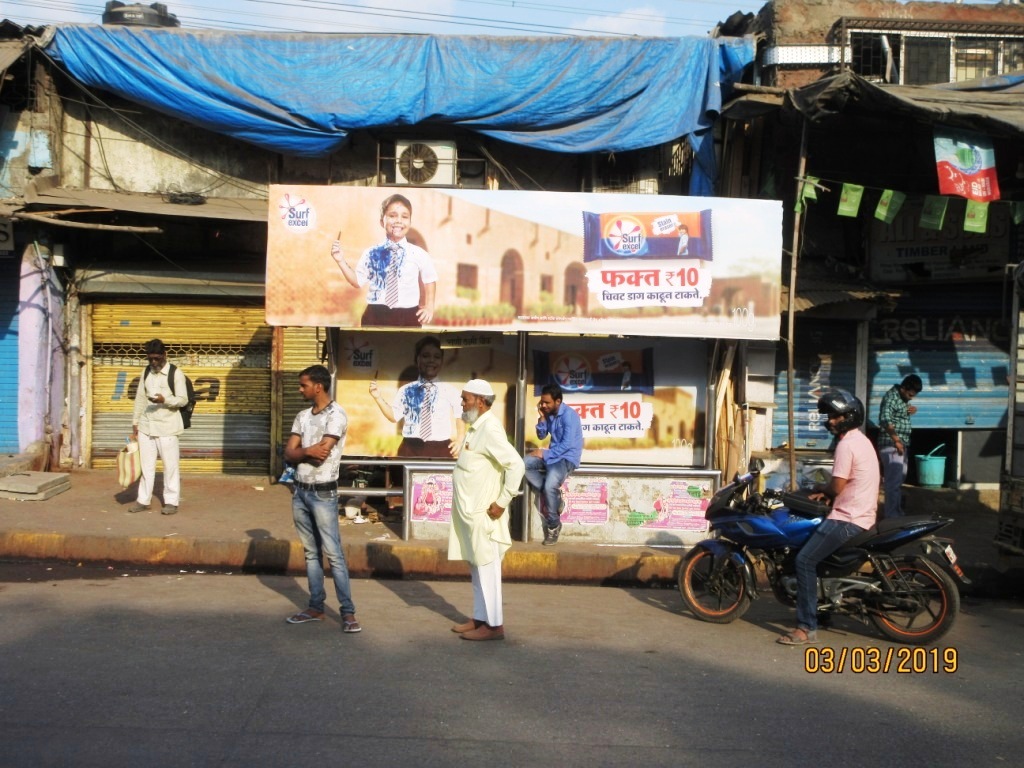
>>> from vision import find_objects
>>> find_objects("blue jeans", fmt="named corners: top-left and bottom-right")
top-left (794, 519), bottom-right (864, 632)
top-left (880, 446), bottom-right (908, 518)
top-left (291, 486), bottom-right (356, 616)
top-left (524, 455), bottom-right (573, 529)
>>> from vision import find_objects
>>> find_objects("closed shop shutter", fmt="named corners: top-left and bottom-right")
top-left (274, 326), bottom-right (325, 476)
top-left (90, 301), bottom-right (273, 474)
top-left (773, 321), bottom-right (858, 450)
top-left (0, 257), bottom-right (19, 452)
top-left (867, 298), bottom-right (1009, 431)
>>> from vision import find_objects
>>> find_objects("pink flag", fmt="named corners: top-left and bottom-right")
top-left (934, 128), bottom-right (1000, 202)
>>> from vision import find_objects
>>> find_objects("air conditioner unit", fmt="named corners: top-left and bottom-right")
top-left (395, 140), bottom-right (457, 186)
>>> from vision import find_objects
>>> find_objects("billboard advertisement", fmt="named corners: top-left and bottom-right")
top-left (266, 186), bottom-right (782, 340)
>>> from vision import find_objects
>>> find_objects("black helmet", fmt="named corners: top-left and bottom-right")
top-left (817, 388), bottom-right (865, 434)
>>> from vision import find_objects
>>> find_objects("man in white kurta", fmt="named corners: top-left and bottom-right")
top-left (130, 339), bottom-right (188, 515)
top-left (447, 379), bottom-right (525, 642)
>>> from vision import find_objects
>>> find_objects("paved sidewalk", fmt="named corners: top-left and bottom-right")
top-left (0, 469), bottom-right (681, 585)
top-left (0, 467), bottom-right (1019, 596)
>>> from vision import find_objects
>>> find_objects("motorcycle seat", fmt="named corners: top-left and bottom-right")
top-left (840, 514), bottom-right (938, 549)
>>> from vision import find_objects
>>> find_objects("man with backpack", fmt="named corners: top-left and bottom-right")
top-left (130, 338), bottom-right (189, 515)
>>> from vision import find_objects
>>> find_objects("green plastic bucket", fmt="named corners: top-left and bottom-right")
top-left (915, 444), bottom-right (946, 488)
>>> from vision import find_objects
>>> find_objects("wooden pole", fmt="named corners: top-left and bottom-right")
top-left (787, 118), bottom-right (809, 490)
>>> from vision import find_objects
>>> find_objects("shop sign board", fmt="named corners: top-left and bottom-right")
top-left (869, 200), bottom-right (1010, 284)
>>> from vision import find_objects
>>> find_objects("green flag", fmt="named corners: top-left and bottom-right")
top-left (964, 199), bottom-right (989, 233)
top-left (837, 183), bottom-right (865, 217)
top-left (795, 175), bottom-right (820, 213)
top-left (874, 190), bottom-right (906, 224)
top-left (920, 196), bottom-right (949, 231)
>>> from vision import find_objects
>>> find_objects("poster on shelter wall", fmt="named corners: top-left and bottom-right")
top-left (530, 473), bottom-right (713, 537)
top-left (336, 330), bottom-right (518, 459)
top-left (266, 186), bottom-right (782, 340)
top-left (533, 348), bottom-right (654, 395)
top-left (527, 336), bottom-right (704, 467)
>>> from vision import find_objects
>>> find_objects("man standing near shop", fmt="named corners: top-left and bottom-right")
top-left (878, 374), bottom-right (923, 518)
top-left (448, 379), bottom-right (525, 642)
top-left (283, 365), bottom-right (360, 633)
top-left (130, 339), bottom-right (186, 516)
top-left (525, 383), bottom-right (583, 546)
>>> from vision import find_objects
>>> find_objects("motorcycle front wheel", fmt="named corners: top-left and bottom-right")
top-left (678, 546), bottom-right (752, 623)
top-left (870, 557), bottom-right (960, 644)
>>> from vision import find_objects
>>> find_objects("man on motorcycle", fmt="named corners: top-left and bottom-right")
top-left (778, 389), bottom-right (880, 646)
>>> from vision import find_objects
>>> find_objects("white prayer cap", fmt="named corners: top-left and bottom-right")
top-left (463, 379), bottom-right (495, 397)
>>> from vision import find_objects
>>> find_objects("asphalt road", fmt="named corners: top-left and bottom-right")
top-left (1, 561), bottom-right (1022, 767)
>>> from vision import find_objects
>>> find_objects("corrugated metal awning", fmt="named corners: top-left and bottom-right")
top-left (25, 178), bottom-right (267, 222)
top-left (782, 277), bottom-right (899, 314)
top-left (76, 268), bottom-right (265, 297)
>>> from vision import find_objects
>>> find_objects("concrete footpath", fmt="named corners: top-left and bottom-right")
top-left (0, 465), bottom-right (1020, 596)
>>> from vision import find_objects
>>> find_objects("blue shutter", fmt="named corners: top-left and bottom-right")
top-left (773, 322), bottom-right (858, 449)
top-left (0, 258), bottom-right (19, 451)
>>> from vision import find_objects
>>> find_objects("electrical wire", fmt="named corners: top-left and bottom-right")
top-left (3, 0), bottom-right (751, 36)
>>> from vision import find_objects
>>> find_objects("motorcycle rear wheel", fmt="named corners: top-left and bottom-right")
top-left (678, 547), bottom-right (752, 623)
top-left (870, 558), bottom-right (960, 645)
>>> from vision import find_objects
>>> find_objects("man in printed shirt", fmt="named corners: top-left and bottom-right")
top-left (283, 365), bottom-right (360, 633)
top-left (448, 379), bottom-right (525, 642)
top-left (130, 339), bottom-right (187, 516)
top-left (525, 383), bottom-right (584, 546)
top-left (878, 374), bottom-right (922, 518)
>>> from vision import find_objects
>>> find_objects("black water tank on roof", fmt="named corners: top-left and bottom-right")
top-left (102, 2), bottom-right (180, 27)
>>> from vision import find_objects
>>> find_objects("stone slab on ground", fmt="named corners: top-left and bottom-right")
top-left (0, 471), bottom-right (72, 501)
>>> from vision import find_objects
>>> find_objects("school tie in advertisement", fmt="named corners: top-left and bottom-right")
top-left (385, 242), bottom-right (403, 308)
top-left (419, 381), bottom-right (435, 439)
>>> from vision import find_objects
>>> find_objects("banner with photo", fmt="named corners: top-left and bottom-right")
top-left (266, 186), bottom-right (782, 340)
top-left (532, 348), bottom-right (654, 395)
top-left (527, 335), bottom-right (705, 467)
top-left (336, 330), bottom-right (518, 459)
top-left (933, 128), bottom-right (1000, 203)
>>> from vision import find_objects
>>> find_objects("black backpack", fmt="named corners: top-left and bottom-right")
top-left (145, 363), bottom-right (197, 429)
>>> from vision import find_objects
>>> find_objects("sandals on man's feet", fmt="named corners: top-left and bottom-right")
top-left (286, 609), bottom-right (324, 624)
top-left (776, 628), bottom-right (818, 645)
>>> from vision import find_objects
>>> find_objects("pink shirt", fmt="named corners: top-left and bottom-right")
top-left (829, 428), bottom-right (880, 530)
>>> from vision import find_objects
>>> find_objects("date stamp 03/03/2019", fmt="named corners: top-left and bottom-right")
top-left (803, 646), bottom-right (958, 674)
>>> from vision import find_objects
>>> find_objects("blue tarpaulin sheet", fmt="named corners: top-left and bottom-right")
top-left (46, 27), bottom-right (753, 188)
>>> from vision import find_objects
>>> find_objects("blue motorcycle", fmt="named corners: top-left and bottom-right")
top-left (678, 464), bottom-right (967, 645)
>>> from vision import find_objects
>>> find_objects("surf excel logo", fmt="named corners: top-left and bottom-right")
top-left (278, 193), bottom-right (316, 233)
top-left (602, 215), bottom-right (647, 257)
top-left (552, 354), bottom-right (592, 391)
